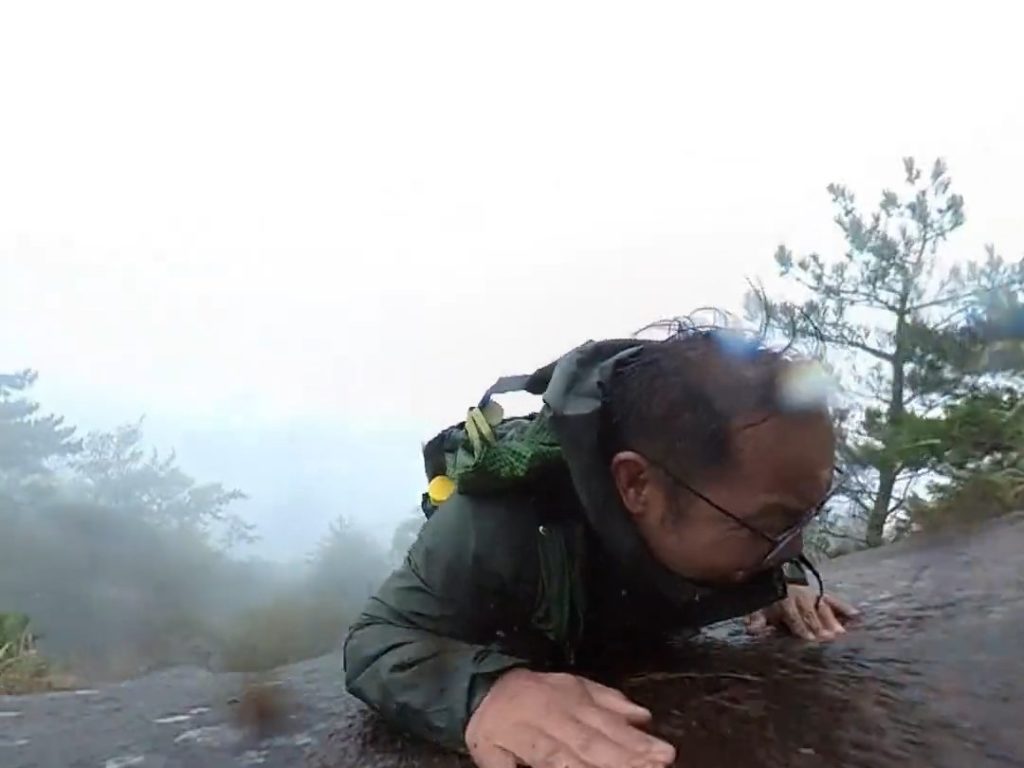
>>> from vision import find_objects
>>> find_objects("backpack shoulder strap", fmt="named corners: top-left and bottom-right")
top-left (478, 359), bottom-right (558, 407)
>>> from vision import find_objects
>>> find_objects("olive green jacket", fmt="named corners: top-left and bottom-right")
top-left (343, 339), bottom-right (792, 751)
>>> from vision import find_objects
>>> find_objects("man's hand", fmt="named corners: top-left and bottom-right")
top-left (465, 669), bottom-right (676, 768)
top-left (745, 585), bottom-right (859, 642)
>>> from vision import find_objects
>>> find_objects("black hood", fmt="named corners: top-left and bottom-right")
top-left (495, 338), bottom-right (787, 622)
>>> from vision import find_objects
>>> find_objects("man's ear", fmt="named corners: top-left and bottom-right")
top-left (610, 451), bottom-right (653, 519)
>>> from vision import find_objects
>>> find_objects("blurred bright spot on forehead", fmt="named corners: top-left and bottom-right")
top-left (778, 360), bottom-right (835, 411)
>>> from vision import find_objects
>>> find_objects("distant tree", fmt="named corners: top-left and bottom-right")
top-left (389, 508), bottom-right (424, 564)
top-left (306, 514), bottom-right (388, 606)
top-left (752, 157), bottom-right (1024, 547)
top-left (0, 370), bottom-right (80, 490)
top-left (71, 418), bottom-right (255, 547)
top-left (903, 385), bottom-right (1024, 531)
top-left (218, 516), bottom-right (391, 672)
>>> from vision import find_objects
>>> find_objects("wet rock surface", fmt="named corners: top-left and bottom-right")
top-left (3, 512), bottom-right (1022, 768)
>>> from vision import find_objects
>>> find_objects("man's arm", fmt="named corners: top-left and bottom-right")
top-left (342, 495), bottom-right (535, 751)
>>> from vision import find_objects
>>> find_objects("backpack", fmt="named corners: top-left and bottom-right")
top-left (419, 363), bottom-right (564, 518)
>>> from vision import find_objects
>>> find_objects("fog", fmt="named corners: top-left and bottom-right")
top-left (2, 1), bottom-right (1023, 681)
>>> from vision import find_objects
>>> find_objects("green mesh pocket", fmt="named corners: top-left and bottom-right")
top-left (450, 410), bottom-right (563, 494)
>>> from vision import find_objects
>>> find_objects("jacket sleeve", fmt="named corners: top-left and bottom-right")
top-left (342, 495), bottom-right (536, 751)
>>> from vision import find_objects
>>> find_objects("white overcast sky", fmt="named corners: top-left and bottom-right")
top-left (2, 1), bottom-right (1022, 554)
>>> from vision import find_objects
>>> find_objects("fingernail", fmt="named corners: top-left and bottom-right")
top-left (652, 743), bottom-right (676, 761)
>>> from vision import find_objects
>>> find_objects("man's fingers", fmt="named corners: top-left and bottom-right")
top-left (824, 593), bottom-right (860, 619)
top-left (579, 679), bottom-right (652, 724)
top-left (467, 671), bottom-right (674, 768)
top-left (576, 705), bottom-right (677, 765)
top-left (469, 741), bottom-right (518, 768)
top-left (817, 599), bottom-right (846, 636)
top-left (780, 599), bottom-right (816, 640)
top-left (745, 610), bottom-right (769, 635)
top-left (558, 716), bottom-right (668, 768)
top-left (507, 726), bottom-right (598, 768)
top-left (797, 599), bottom-right (829, 639)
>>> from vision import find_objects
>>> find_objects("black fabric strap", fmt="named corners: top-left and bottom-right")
top-left (480, 374), bottom-right (533, 402)
top-left (478, 361), bottom-right (558, 407)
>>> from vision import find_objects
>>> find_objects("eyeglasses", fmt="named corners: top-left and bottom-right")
top-left (643, 455), bottom-right (841, 571)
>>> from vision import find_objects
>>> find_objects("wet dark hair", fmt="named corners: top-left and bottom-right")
top-left (604, 311), bottom-right (791, 500)
top-left (604, 309), bottom-right (832, 599)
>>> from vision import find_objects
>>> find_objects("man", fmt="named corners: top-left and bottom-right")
top-left (343, 325), bottom-right (858, 768)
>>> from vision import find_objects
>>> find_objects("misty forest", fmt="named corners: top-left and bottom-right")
top-left (3, 157), bottom-right (1024, 695)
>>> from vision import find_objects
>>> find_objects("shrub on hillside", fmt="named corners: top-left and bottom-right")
top-left (911, 468), bottom-right (1024, 534)
top-left (217, 594), bottom-right (349, 672)
top-left (0, 613), bottom-right (76, 694)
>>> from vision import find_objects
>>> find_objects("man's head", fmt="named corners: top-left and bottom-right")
top-left (604, 329), bottom-right (836, 585)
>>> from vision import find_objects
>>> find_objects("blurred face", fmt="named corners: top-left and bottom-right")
top-left (610, 410), bottom-right (836, 585)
